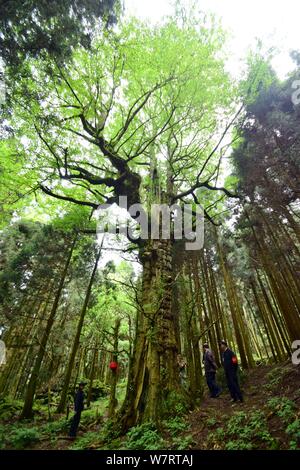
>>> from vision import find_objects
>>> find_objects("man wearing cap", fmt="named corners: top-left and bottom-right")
top-left (219, 340), bottom-right (243, 404)
top-left (202, 343), bottom-right (221, 398)
top-left (69, 381), bottom-right (86, 438)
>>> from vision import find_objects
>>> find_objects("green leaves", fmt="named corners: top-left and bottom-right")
top-left (0, 0), bottom-right (119, 68)
top-left (224, 175), bottom-right (239, 192)
top-left (239, 45), bottom-right (278, 106)
top-left (2, 10), bottom-right (237, 227)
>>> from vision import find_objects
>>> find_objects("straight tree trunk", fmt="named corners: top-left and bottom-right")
top-left (56, 242), bottom-right (102, 413)
top-left (86, 343), bottom-right (98, 408)
top-left (119, 238), bottom-right (186, 430)
top-left (108, 318), bottom-right (121, 418)
top-left (20, 236), bottom-right (77, 419)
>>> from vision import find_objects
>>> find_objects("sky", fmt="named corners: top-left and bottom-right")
top-left (125, 0), bottom-right (299, 79)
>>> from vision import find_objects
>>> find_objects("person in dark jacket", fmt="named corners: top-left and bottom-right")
top-left (219, 340), bottom-right (243, 403)
top-left (202, 343), bottom-right (221, 398)
top-left (69, 382), bottom-right (86, 438)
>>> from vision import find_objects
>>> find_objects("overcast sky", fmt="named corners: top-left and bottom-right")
top-left (125, 0), bottom-right (299, 79)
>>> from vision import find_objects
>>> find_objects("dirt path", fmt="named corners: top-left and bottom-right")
top-left (188, 362), bottom-right (300, 450)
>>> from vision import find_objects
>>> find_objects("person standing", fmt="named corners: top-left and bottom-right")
top-left (219, 340), bottom-right (243, 403)
top-left (177, 354), bottom-right (187, 386)
top-left (69, 381), bottom-right (86, 438)
top-left (202, 343), bottom-right (221, 398)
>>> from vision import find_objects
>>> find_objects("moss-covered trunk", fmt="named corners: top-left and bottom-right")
top-left (119, 238), bottom-right (186, 429)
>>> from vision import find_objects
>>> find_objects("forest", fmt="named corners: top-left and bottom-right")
top-left (0, 0), bottom-right (300, 455)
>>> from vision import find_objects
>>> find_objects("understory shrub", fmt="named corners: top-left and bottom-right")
top-left (285, 419), bottom-right (300, 450)
top-left (126, 422), bottom-right (165, 450)
top-left (163, 416), bottom-right (189, 436)
top-left (267, 397), bottom-right (296, 424)
top-left (10, 427), bottom-right (40, 449)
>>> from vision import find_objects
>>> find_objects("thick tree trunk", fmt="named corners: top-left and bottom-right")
top-left (119, 239), bottom-right (186, 430)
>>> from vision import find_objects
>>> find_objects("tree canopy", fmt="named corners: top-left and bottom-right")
top-left (0, 1), bottom-right (300, 455)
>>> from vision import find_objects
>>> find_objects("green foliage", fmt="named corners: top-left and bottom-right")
top-left (232, 55), bottom-right (300, 225)
top-left (214, 427), bottom-right (225, 440)
top-left (41, 418), bottom-right (70, 435)
top-left (70, 431), bottom-right (102, 450)
top-left (226, 410), bottom-right (277, 449)
top-left (0, 425), bottom-right (5, 449)
top-left (9, 427), bottom-right (40, 449)
top-left (225, 439), bottom-right (253, 450)
top-left (207, 410), bottom-right (278, 450)
top-left (162, 391), bottom-right (189, 417)
top-left (101, 419), bottom-right (123, 442)
top-left (206, 417), bottom-right (217, 427)
top-left (224, 175), bottom-right (239, 194)
top-left (80, 408), bottom-right (103, 426)
top-left (163, 416), bottom-right (189, 436)
top-left (206, 426), bottom-right (226, 449)
top-left (285, 419), bottom-right (300, 450)
top-left (0, 397), bottom-right (23, 421)
top-left (267, 397), bottom-right (296, 424)
top-left (264, 368), bottom-right (286, 391)
top-left (0, 423), bottom-right (41, 449)
top-left (0, 0), bottom-right (119, 69)
top-left (126, 422), bottom-right (165, 450)
top-left (101, 438), bottom-right (125, 450)
top-left (0, 222), bottom-right (71, 309)
top-left (171, 435), bottom-right (195, 450)
top-left (239, 47), bottom-right (277, 106)
top-left (3, 10), bottom-right (235, 236)
top-left (226, 411), bottom-right (248, 435)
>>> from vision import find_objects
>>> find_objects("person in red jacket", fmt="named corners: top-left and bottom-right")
top-left (219, 340), bottom-right (243, 403)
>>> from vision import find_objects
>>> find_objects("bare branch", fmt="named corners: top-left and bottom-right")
top-left (40, 185), bottom-right (98, 208)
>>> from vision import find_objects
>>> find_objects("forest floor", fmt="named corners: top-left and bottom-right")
top-left (187, 360), bottom-right (300, 450)
top-left (1, 360), bottom-right (300, 450)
